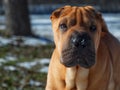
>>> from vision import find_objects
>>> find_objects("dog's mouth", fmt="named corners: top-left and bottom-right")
top-left (60, 47), bottom-right (95, 68)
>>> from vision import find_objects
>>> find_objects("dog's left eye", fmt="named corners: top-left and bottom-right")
top-left (90, 25), bottom-right (97, 32)
top-left (59, 24), bottom-right (67, 31)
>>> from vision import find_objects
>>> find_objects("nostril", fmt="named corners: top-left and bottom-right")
top-left (72, 37), bottom-right (80, 47)
top-left (80, 39), bottom-right (85, 45)
top-left (80, 38), bottom-right (87, 48)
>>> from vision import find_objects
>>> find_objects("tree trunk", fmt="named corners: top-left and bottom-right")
top-left (4, 0), bottom-right (32, 36)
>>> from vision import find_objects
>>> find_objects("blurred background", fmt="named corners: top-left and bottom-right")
top-left (0, 0), bottom-right (119, 90)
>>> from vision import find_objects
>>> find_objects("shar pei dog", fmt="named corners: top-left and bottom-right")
top-left (46, 5), bottom-right (120, 90)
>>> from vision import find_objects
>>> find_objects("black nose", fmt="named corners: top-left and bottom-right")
top-left (71, 32), bottom-right (91, 48)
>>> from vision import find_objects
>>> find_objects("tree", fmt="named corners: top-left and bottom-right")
top-left (4, 0), bottom-right (32, 36)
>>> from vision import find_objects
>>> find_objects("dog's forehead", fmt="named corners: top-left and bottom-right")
top-left (60, 6), bottom-right (76, 17)
top-left (59, 6), bottom-right (98, 26)
top-left (51, 6), bottom-right (99, 23)
top-left (61, 6), bottom-right (96, 17)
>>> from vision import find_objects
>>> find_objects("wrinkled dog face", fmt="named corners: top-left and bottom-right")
top-left (50, 6), bottom-right (107, 68)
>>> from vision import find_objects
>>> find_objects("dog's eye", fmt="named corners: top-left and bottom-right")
top-left (90, 25), bottom-right (96, 32)
top-left (59, 24), bottom-right (67, 31)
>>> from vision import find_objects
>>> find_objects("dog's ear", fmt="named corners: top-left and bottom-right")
top-left (50, 5), bottom-right (71, 20)
top-left (99, 14), bottom-right (109, 33)
top-left (90, 7), bottom-right (109, 33)
top-left (50, 8), bottom-right (64, 20)
top-left (84, 6), bottom-right (109, 33)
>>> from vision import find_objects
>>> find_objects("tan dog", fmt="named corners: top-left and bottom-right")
top-left (46, 5), bottom-right (120, 90)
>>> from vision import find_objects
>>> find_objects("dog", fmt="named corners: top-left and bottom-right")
top-left (46, 5), bottom-right (120, 90)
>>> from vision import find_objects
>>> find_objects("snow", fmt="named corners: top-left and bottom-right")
top-left (29, 79), bottom-right (42, 86)
top-left (0, 55), bottom-right (17, 65)
top-left (22, 37), bottom-right (48, 46)
top-left (39, 58), bottom-right (50, 65)
top-left (4, 66), bottom-right (16, 71)
top-left (5, 55), bottom-right (17, 61)
top-left (18, 61), bottom-right (38, 69)
top-left (17, 58), bottom-right (49, 70)
top-left (40, 67), bottom-right (48, 73)
top-left (0, 36), bottom-right (50, 46)
top-left (0, 57), bottom-right (49, 73)
top-left (0, 58), bottom-right (6, 63)
top-left (103, 13), bottom-right (120, 22)
top-left (102, 13), bottom-right (120, 38)
top-left (0, 37), bottom-right (12, 46)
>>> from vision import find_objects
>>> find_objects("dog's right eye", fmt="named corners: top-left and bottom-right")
top-left (90, 25), bottom-right (97, 32)
top-left (59, 24), bottom-right (67, 31)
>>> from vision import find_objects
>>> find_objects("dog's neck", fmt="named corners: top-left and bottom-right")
top-left (65, 66), bottom-right (89, 90)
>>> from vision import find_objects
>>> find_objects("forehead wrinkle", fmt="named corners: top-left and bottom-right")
top-left (79, 7), bottom-right (95, 27)
top-left (67, 7), bottom-right (77, 27)
top-left (67, 7), bottom-right (76, 18)
top-left (60, 7), bottom-right (73, 17)
top-left (81, 7), bottom-right (89, 23)
top-left (60, 7), bottom-right (77, 24)
top-left (77, 7), bottom-right (84, 27)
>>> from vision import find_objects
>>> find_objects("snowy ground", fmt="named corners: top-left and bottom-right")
top-left (0, 57), bottom-right (49, 88)
top-left (0, 45), bottom-right (52, 89)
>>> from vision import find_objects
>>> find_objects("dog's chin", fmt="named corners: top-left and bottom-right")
top-left (60, 58), bottom-right (77, 67)
top-left (61, 57), bottom-right (95, 68)
top-left (61, 47), bottom-right (95, 68)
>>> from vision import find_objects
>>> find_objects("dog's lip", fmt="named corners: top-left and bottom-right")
top-left (78, 59), bottom-right (95, 68)
top-left (60, 57), bottom-right (95, 68)
top-left (61, 45), bottom-right (95, 68)
top-left (60, 59), bottom-right (77, 67)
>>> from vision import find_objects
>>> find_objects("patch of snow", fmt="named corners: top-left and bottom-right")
top-left (31, 18), bottom-right (50, 25)
top-left (0, 58), bottom-right (50, 72)
top-left (0, 37), bottom-right (12, 46)
top-left (0, 56), bottom-right (17, 66)
top-left (40, 66), bottom-right (48, 73)
top-left (39, 58), bottom-right (50, 65)
top-left (17, 61), bottom-right (38, 69)
top-left (32, 25), bottom-right (53, 39)
top-left (0, 15), bottom-right (5, 24)
top-left (29, 79), bottom-right (42, 86)
top-left (0, 25), bottom-right (5, 30)
top-left (0, 36), bottom-right (50, 46)
top-left (103, 13), bottom-right (120, 22)
top-left (1, 83), bottom-right (7, 87)
top-left (23, 37), bottom-right (48, 46)
top-left (5, 55), bottom-right (17, 61)
top-left (17, 58), bottom-right (49, 70)
top-left (4, 66), bottom-right (16, 71)
top-left (0, 58), bottom-right (6, 63)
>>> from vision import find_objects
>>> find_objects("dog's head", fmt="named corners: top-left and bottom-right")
top-left (50, 6), bottom-right (108, 68)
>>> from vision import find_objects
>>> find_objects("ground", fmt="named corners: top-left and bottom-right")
top-left (0, 32), bottom-right (54, 90)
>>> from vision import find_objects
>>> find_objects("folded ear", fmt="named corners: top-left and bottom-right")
top-left (100, 15), bottom-right (109, 33)
top-left (84, 6), bottom-right (109, 33)
top-left (50, 5), bottom-right (71, 20)
top-left (50, 7), bottom-right (64, 20)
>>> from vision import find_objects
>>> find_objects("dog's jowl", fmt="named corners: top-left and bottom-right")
top-left (46, 5), bottom-right (120, 90)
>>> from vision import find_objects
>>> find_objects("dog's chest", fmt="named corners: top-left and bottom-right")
top-left (65, 66), bottom-right (89, 90)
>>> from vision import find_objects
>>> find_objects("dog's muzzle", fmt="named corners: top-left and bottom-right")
top-left (61, 31), bottom-right (95, 68)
